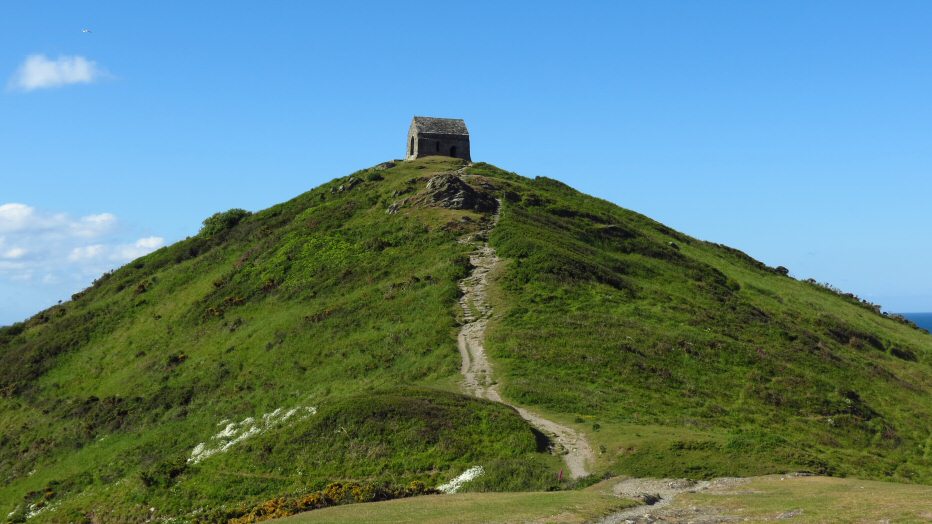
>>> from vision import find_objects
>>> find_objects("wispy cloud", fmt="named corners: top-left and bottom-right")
top-left (0, 202), bottom-right (165, 287)
top-left (66, 237), bottom-right (166, 263)
top-left (7, 54), bottom-right (107, 92)
top-left (0, 203), bottom-right (36, 231)
top-left (67, 244), bottom-right (106, 262)
top-left (0, 203), bottom-right (115, 236)
top-left (115, 236), bottom-right (165, 260)
top-left (1, 247), bottom-right (27, 260)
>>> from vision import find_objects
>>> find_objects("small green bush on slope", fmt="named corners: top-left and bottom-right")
top-left (475, 163), bottom-right (931, 483)
top-left (201, 209), bottom-right (252, 237)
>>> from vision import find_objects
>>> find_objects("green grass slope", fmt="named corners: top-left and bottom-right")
top-left (480, 165), bottom-right (931, 482)
top-left (0, 157), bottom-right (929, 522)
top-left (0, 158), bottom-right (557, 523)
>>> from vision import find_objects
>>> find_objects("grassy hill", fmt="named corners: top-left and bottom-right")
top-left (1, 157), bottom-right (929, 522)
top-left (482, 163), bottom-right (932, 482)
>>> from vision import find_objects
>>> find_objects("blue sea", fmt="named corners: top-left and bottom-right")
top-left (900, 313), bottom-right (932, 331)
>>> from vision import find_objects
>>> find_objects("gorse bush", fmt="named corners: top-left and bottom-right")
top-left (226, 481), bottom-right (437, 523)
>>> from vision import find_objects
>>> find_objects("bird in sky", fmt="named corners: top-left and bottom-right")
top-left (82, 28), bottom-right (92, 33)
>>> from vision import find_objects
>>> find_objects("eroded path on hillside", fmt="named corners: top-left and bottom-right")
top-left (456, 201), bottom-right (594, 479)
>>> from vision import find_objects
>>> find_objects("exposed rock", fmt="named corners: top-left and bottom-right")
top-left (386, 174), bottom-right (497, 215)
top-left (639, 493), bottom-right (662, 505)
top-left (344, 177), bottom-right (362, 190)
top-left (374, 161), bottom-right (396, 170)
top-left (332, 176), bottom-right (362, 193)
top-left (422, 174), bottom-right (497, 211)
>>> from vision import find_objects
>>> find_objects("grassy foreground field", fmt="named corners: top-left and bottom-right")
top-left (279, 480), bottom-right (635, 524)
top-left (282, 475), bottom-right (932, 523)
top-left (674, 475), bottom-right (932, 523)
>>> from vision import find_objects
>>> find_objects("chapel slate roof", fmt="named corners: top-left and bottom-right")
top-left (411, 116), bottom-right (469, 136)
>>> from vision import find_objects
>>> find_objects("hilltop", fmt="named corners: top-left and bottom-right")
top-left (1, 157), bottom-right (929, 522)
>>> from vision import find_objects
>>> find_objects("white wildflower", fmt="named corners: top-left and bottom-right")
top-left (25, 501), bottom-right (57, 520)
top-left (437, 466), bottom-right (485, 494)
top-left (187, 404), bottom-right (318, 464)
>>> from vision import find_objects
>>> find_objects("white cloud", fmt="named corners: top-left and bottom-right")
top-left (2, 247), bottom-right (27, 259)
top-left (0, 204), bottom-right (167, 319)
top-left (135, 236), bottom-right (164, 249)
top-left (68, 236), bottom-right (164, 263)
top-left (7, 54), bottom-right (107, 92)
top-left (71, 213), bottom-right (117, 237)
top-left (68, 244), bottom-right (106, 262)
top-left (111, 236), bottom-right (165, 261)
top-left (0, 203), bottom-right (36, 232)
top-left (0, 204), bottom-right (116, 238)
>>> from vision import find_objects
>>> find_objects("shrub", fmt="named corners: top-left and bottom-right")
top-left (166, 353), bottom-right (188, 367)
top-left (0, 322), bottom-right (25, 338)
top-left (229, 481), bottom-right (438, 523)
top-left (200, 208), bottom-right (251, 237)
top-left (140, 457), bottom-right (188, 488)
top-left (890, 347), bottom-right (918, 361)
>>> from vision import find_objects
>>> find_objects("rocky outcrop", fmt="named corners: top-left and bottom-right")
top-left (331, 176), bottom-right (361, 193)
top-left (422, 174), bottom-right (497, 211)
top-left (387, 173), bottom-right (497, 214)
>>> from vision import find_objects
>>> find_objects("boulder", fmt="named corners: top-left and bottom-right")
top-left (422, 174), bottom-right (497, 212)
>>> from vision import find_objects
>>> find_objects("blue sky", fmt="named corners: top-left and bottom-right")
top-left (1, 1), bottom-right (931, 324)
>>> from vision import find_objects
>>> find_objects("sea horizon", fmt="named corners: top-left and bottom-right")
top-left (899, 312), bottom-right (932, 331)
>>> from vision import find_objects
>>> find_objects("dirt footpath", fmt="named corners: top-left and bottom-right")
top-left (595, 477), bottom-right (754, 523)
top-left (456, 203), bottom-right (594, 479)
